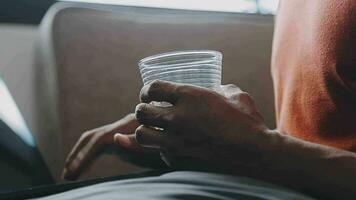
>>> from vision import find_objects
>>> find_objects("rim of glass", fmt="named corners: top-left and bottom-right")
top-left (141, 67), bottom-right (221, 78)
top-left (139, 50), bottom-right (222, 67)
top-left (140, 64), bottom-right (222, 76)
top-left (143, 76), bottom-right (222, 83)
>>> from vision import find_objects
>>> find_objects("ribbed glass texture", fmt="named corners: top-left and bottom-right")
top-left (139, 50), bottom-right (222, 90)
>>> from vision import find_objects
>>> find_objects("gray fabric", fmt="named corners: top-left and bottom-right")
top-left (36, 171), bottom-right (315, 200)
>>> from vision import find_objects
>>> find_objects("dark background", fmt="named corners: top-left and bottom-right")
top-left (0, 0), bottom-right (56, 24)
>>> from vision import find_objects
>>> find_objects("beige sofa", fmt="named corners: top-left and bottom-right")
top-left (33, 2), bottom-right (275, 181)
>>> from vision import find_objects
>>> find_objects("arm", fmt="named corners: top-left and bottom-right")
top-left (128, 80), bottom-right (356, 200)
top-left (250, 130), bottom-right (356, 200)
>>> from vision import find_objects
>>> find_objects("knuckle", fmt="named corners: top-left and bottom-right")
top-left (135, 103), bottom-right (147, 113)
top-left (135, 126), bottom-right (146, 144)
top-left (147, 80), bottom-right (161, 96)
top-left (235, 92), bottom-right (253, 103)
top-left (135, 103), bottom-right (148, 121)
top-left (135, 125), bottom-right (145, 134)
top-left (140, 80), bottom-right (162, 102)
top-left (149, 80), bottom-right (163, 89)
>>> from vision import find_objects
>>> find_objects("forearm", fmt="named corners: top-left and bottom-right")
top-left (256, 131), bottom-right (356, 199)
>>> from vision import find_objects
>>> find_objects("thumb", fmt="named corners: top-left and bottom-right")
top-left (114, 133), bottom-right (142, 151)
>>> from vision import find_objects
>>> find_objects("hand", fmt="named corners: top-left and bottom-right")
top-left (62, 113), bottom-right (163, 180)
top-left (133, 80), bottom-right (274, 171)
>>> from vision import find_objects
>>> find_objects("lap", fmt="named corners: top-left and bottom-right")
top-left (0, 169), bottom-right (169, 200)
top-left (33, 171), bottom-right (315, 200)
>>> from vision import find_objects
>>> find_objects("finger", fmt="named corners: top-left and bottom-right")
top-left (62, 137), bottom-right (104, 180)
top-left (62, 132), bottom-right (93, 179)
top-left (140, 80), bottom-right (180, 104)
top-left (64, 132), bottom-right (91, 165)
top-left (135, 103), bottom-right (174, 128)
top-left (114, 133), bottom-right (142, 151)
top-left (135, 125), bottom-right (177, 150)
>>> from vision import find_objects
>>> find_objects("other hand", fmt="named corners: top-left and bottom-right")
top-left (62, 114), bottom-right (162, 180)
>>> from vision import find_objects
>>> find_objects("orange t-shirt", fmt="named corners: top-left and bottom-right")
top-left (271, 0), bottom-right (356, 151)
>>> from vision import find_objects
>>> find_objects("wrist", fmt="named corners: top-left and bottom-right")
top-left (248, 127), bottom-right (280, 158)
top-left (256, 129), bottom-right (324, 178)
top-left (257, 129), bottom-right (291, 166)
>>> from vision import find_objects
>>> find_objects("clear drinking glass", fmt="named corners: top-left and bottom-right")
top-left (138, 50), bottom-right (223, 166)
top-left (139, 50), bottom-right (222, 90)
